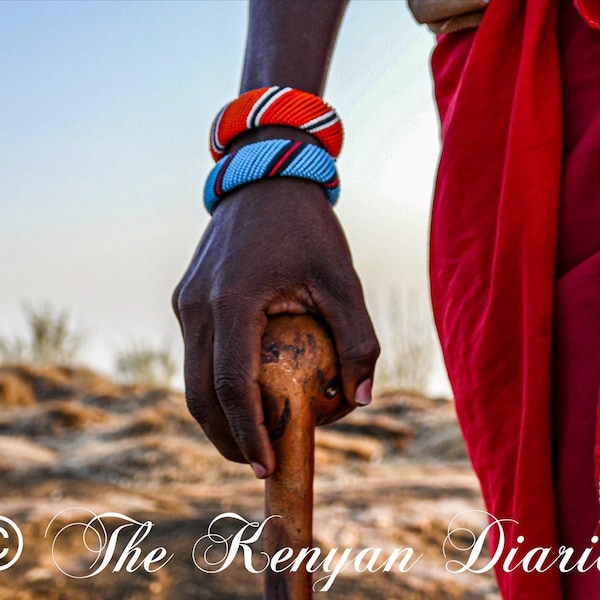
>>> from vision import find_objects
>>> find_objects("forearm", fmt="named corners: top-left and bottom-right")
top-left (241, 0), bottom-right (348, 95)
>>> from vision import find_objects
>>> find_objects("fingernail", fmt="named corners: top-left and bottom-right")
top-left (354, 379), bottom-right (372, 406)
top-left (251, 462), bottom-right (267, 479)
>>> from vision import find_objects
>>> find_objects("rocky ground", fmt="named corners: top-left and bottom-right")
top-left (0, 363), bottom-right (499, 599)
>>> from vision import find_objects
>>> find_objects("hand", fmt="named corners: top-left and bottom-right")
top-left (172, 178), bottom-right (379, 478)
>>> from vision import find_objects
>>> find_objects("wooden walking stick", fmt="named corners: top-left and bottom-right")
top-left (259, 314), bottom-right (346, 600)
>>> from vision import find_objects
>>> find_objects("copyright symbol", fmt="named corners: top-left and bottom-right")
top-left (0, 516), bottom-right (23, 570)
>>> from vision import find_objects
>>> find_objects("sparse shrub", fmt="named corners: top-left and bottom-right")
top-left (370, 289), bottom-right (434, 394)
top-left (114, 342), bottom-right (176, 386)
top-left (0, 303), bottom-right (83, 366)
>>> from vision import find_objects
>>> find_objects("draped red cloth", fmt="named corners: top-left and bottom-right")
top-left (424, 0), bottom-right (600, 593)
top-left (429, 0), bottom-right (564, 597)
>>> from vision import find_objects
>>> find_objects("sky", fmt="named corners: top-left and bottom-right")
top-left (0, 1), bottom-right (448, 394)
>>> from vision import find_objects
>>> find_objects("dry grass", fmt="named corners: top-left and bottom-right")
top-left (0, 303), bottom-right (83, 366)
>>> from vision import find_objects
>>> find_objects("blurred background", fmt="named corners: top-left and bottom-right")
top-left (0, 0), bottom-right (449, 396)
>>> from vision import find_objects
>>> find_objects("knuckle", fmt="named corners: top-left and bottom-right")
top-left (175, 284), bottom-right (199, 319)
top-left (310, 263), bottom-right (360, 301)
top-left (171, 284), bottom-right (184, 320)
top-left (343, 335), bottom-right (381, 367)
top-left (228, 415), bottom-right (259, 449)
top-left (175, 285), bottom-right (213, 337)
top-left (213, 371), bottom-right (251, 403)
top-left (184, 393), bottom-right (212, 425)
top-left (213, 375), bottom-right (260, 450)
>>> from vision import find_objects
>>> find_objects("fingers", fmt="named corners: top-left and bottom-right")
top-left (172, 180), bottom-right (380, 476)
top-left (311, 271), bottom-right (380, 410)
top-left (180, 310), bottom-right (248, 464)
top-left (175, 281), bottom-right (283, 478)
top-left (212, 301), bottom-right (276, 477)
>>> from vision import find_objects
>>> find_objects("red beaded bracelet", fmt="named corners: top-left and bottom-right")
top-left (210, 86), bottom-right (343, 162)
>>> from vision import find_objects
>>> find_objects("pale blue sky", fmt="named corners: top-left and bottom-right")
top-left (0, 1), bottom-right (447, 393)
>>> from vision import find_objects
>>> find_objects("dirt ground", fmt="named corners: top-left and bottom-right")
top-left (0, 364), bottom-right (500, 599)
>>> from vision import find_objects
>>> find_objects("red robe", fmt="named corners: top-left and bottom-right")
top-left (429, 0), bottom-right (600, 597)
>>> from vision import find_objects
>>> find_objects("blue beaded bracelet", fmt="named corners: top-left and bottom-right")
top-left (203, 139), bottom-right (340, 215)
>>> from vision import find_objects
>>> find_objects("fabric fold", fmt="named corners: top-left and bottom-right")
top-left (429, 0), bottom-right (563, 597)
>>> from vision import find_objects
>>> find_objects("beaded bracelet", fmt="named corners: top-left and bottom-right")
top-left (204, 139), bottom-right (340, 214)
top-left (210, 86), bottom-right (343, 162)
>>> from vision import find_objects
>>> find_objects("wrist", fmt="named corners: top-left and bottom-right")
top-left (205, 86), bottom-right (344, 215)
top-left (204, 139), bottom-right (339, 214)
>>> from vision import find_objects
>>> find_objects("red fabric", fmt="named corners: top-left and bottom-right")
top-left (551, 2), bottom-right (600, 595)
top-left (429, 0), bottom-right (563, 598)
top-left (575, 0), bottom-right (600, 28)
top-left (553, 253), bottom-right (600, 597)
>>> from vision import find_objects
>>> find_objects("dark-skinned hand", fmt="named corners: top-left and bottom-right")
top-left (172, 177), bottom-right (379, 479)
